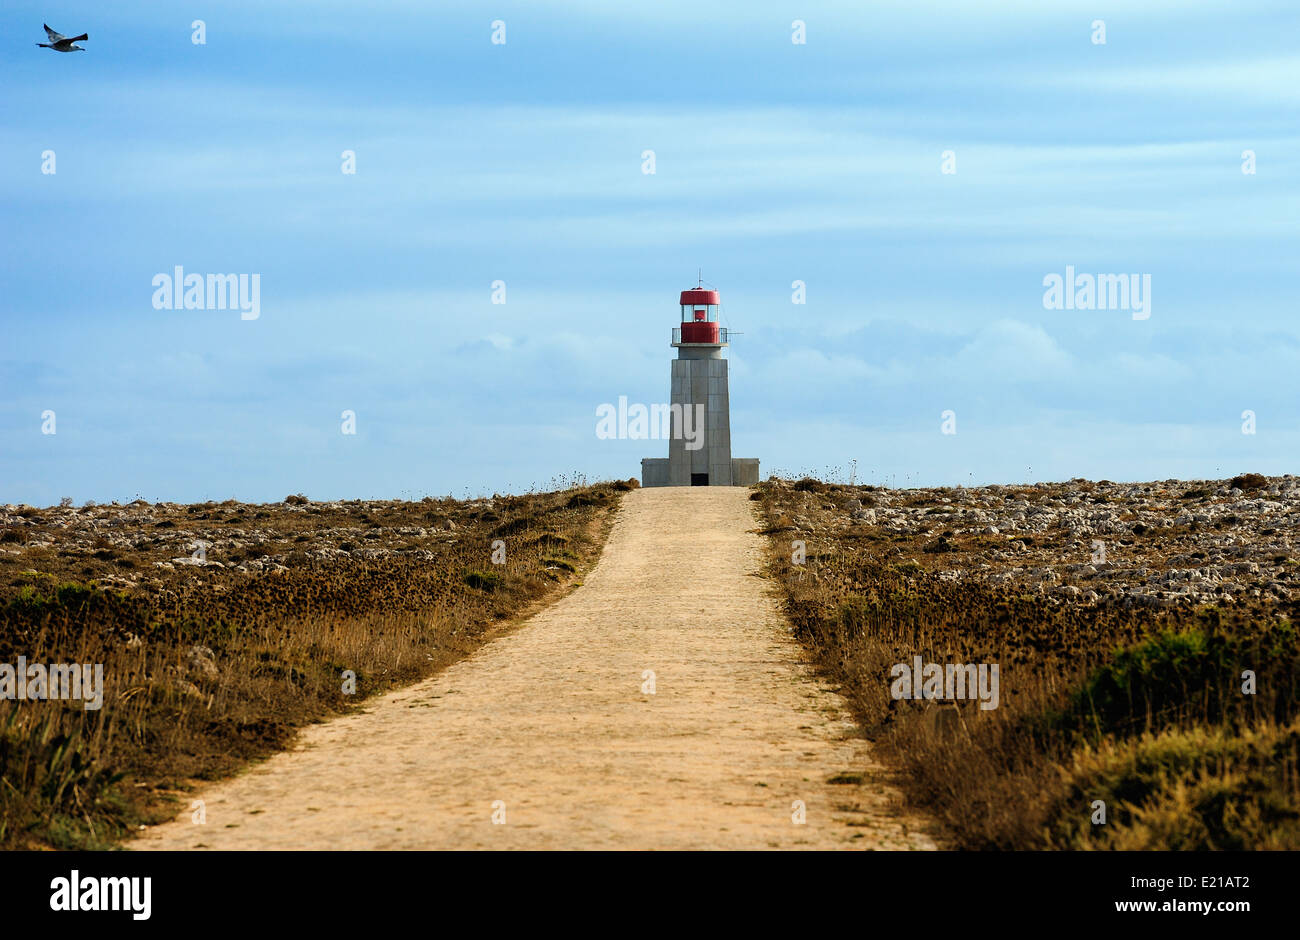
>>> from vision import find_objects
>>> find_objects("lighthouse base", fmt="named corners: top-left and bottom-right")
top-left (731, 458), bottom-right (760, 486)
top-left (641, 335), bottom-right (759, 487)
top-left (640, 457), bottom-right (759, 488)
top-left (641, 458), bottom-right (670, 487)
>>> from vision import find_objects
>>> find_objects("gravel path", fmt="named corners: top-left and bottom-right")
top-left (134, 487), bottom-right (935, 850)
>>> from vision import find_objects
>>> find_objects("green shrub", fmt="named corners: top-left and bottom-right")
top-left (1044, 720), bottom-right (1300, 849)
top-left (463, 570), bottom-right (504, 592)
top-left (1052, 622), bottom-right (1299, 740)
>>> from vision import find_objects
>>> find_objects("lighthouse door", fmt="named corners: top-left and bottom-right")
top-left (690, 473), bottom-right (709, 486)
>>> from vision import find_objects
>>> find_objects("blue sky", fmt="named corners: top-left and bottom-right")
top-left (2, 1), bottom-right (1297, 504)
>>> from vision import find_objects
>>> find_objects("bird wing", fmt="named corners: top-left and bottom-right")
top-left (44, 24), bottom-right (65, 42)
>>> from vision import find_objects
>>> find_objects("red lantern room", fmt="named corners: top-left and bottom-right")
top-left (675, 289), bottom-right (724, 345)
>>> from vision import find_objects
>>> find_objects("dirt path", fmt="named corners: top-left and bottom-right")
top-left (134, 488), bottom-right (936, 850)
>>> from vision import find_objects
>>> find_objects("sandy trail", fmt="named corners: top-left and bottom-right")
top-left (134, 488), bottom-right (935, 850)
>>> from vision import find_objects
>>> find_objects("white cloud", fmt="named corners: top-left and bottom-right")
top-left (953, 320), bottom-right (1073, 380)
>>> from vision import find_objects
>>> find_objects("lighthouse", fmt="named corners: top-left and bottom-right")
top-left (641, 285), bottom-right (760, 487)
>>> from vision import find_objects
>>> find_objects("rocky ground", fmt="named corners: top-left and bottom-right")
top-left (0, 483), bottom-right (625, 849)
top-left (765, 472), bottom-right (1298, 614)
top-left (0, 490), bottom-right (594, 606)
top-left (758, 472), bottom-right (1300, 850)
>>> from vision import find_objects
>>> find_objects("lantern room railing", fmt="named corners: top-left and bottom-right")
top-left (672, 325), bottom-right (728, 346)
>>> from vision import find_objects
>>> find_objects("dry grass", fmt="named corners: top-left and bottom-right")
top-left (0, 480), bottom-right (632, 849)
top-left (755, 477), bottom-right (1300, 850)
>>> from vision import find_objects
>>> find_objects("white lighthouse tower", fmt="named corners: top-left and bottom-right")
top-left (641, 285), bottom-right (759, 487)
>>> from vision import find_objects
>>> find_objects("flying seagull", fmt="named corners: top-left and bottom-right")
top-left (37, 24), bottom-right (88, 52)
